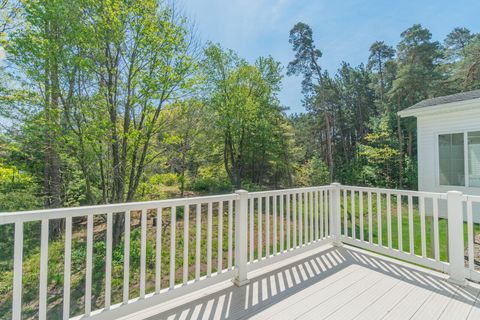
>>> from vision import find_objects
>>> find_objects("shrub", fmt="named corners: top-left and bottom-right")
top-left (149, 173), bottom-right (179, 186)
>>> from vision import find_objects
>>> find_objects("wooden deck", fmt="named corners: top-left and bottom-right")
top-left (124, 245), bottom-right (480, 320)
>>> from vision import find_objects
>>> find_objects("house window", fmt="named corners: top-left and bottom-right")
top-left (469, 131), bottom-right (480, 187)
top-left (439, 133), bottom-right (465, 186)
top-left (438, 131), bottom-right (480, 188)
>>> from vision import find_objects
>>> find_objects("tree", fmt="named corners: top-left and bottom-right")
top-left (455, 35), bottom-right (480, 90)
top-left (287, 22), bottom-right (334, 182)
top-left (358, 116), bottom-right (400, 187)
top-left (444, 27), bottom-right (475, 60)
top-left (6, 0), bottom-right (86, 237)
top-left (390, 24), bottom-right (441, 187)
top-left (161, 99), bottom-right (206, 197)
top-left (5, 0), bottom-right (198, 243)
top-left (203, 43), bottom-right (291, 188)
top-left (367, 41), bottom-right (395, 108)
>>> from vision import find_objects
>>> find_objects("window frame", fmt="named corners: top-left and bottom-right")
top-left (436, 130), bottom-right (480, 188)
top-left (467, 131), bottom-right (480, 187)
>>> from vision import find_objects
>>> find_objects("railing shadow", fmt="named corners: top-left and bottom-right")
top-left (344, 247), bottom-right (480, 308)
top-left (145, 247), bottom-right (352, 320)
top-left (145, 246), bottom-right (480, 320)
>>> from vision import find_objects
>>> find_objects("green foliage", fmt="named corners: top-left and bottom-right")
top-left (0, 163), bottom-right (34, 192)
top-left (189, 165), bottom-right (232, 193)
top-left (202, 42), bottom-right (294, 188)
top-left (358, 116), bottom-right (400, 187)
top-left (295, 155), bottom-right (330, 187)
top-left (287, 22), bottom-right (478, 191)
top-left (0, 163), bottom-right (41, 211)
top-left (455, 35), bottom-right (480, 90)
top-left (150, 173), bottom-right (179, 187)
top-left (1, 7), bottom-right (480, 318)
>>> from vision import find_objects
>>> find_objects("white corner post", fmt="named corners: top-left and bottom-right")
top-left (447, 191), bottom-right (467, 286)
top-left (233, 189), bottom-right (250, 286)
top-left (330, 183), bottom-right (342, 246)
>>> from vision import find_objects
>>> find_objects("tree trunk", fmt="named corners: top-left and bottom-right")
top-left (325, 112), bottom-right (334, 182)
top-left (408, 129), bottom-right (413, 158)
top-left (45, 19), bottom-right (64, 240)
top-left (396, 99), bottom-right (404, 188)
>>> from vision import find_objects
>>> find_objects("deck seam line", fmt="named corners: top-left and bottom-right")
top-left (465, 287), bottom-right (480, 319)
top-left (377, 284), bottom-right (417, 320)
top-left (242, 264), bottom-right (364, 320)
top-left (344, 278), bottom-right (402, 320)
top-left (292, 271), bottom-right (384, 320)
top-left (320, 275), bottom-right (390, 320)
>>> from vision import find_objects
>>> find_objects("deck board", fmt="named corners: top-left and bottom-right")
top-left (324, 276), bottom-right (400, 320)
top-left (293, 272), bottom-right (386, 320)
top-left (439, 285), bottom-right (480, 319)
top-left (410, 286), bottom-right (454, 319)
top-left (125, 244), bottom-right (480, 320)
top-left (382, 285), bottom-right (433, 319)
top-left (354, 280), bottom-right (416, 320)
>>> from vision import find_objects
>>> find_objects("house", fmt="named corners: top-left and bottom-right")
top-left (399, 89), bottom-right (480, 196)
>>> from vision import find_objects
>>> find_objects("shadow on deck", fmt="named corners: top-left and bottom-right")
top-left (140, 245), bottom-right (480, 320)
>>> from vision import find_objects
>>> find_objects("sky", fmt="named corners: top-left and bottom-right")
top-left (179, 0), bottom-right (480, 114)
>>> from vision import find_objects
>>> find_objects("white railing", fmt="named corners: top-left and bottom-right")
top-left (2, 193), bottom-right (239, 320)
top-left (245, 186), bottom-right (333, 272)
top-left (336, 185), bottom-right (480, 286)
top-left (0, 186), bottom-right (334, 320)
top-left (1, 184), bottom-right (479, 320)
top-left (464, 194), bottom-right (480, 282)
top-left (337, 185), bottom-right (449, 273)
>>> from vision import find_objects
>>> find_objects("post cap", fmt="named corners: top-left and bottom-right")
top-left (330, 182), bottom-right (341, 187)
top-left (235, 189), bottom-right (248, 195)
top-left (447, 190), bottom-right (463, 197)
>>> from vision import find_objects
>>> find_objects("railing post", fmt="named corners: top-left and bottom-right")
top-left (233, 189), bottom-right (250, 286)
top-left (330, 183), bottom-right (342, 246)
top-left (447, 190), bottom-right (467, 286)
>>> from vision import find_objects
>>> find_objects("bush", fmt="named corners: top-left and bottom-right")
top-left (188, 165), bottom-right (232, 193)
top-left (189, 177), bottom-right (232, 193)
top-left (149, 173), bottom-right (179, 186)
top-left (0, 164), bottom-right (42, 211)
top-left (0, 191), bottom-right (42, 211)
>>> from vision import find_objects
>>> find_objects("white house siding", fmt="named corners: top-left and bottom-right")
top-left (416, 105), bottom-right (480, 221)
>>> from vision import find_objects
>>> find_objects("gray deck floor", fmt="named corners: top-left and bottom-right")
top-left (132, 245), bottom-right (480, 320)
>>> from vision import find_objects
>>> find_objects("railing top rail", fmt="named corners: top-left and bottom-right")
top-left (247, 185), bottom-right (332, 197)
top-left (463, 194), bottom-right (480, 202)
top-left (0, 193), bottom-right (239, 225)
top-left (340, 185), bottom-right (447, 199)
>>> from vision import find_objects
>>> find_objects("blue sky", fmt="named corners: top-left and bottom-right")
top-left (180, 0), bottom-right (480, 114)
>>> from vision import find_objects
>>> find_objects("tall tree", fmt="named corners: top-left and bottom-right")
top-left (455, 35), bottom-right (480, 90)
top-left (6, 0), bottom-right (84, 237)
top-left (444, 27), bottom-right (475, 60)
top-left (287, 22), bottom-right (334, 181)
top-left (367, 41), bottom-right (395, 108)
top-left (203, 43), bottom-right (290, 188)
top-left (390, 24), bottom-right (442, 186)
top-left (6, 0), bottom-right (198, 243)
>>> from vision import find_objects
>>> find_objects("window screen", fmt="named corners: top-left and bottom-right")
top-left (469, 131), bottom-right (480, 187)
top-left (439, 133), bottom-right (465, 186)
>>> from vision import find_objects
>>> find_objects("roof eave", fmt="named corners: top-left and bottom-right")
top-left (398, 98), bottom-right (480, 118)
